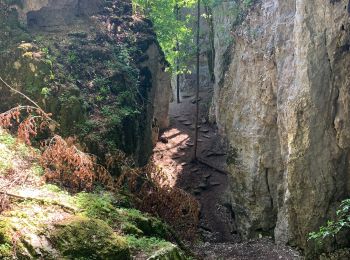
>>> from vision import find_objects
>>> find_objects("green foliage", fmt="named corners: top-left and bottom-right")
top-left (75, 192), bottom-right (120, 224)
top-left (309, 199), bottom-right (350, 243)
top-left (30, 163), bottom-right (44, 176)
top-left (41, 87), bottom-right (51, 97)
top-left (132, 0), bottom-right (256, 75)
top-left (126, 235), bottom-right (171, 253)
top-left (67, 51), bottom-right (78, 64)
top-left (0, 220), bottom-right (13, 259)
top-left (0, 129), bottom-right (32, 174)
top-left (132, 0), bottom-right (196, 74)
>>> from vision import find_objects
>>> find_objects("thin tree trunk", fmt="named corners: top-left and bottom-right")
top-left (175, 1), bottom-right (181, 103)
top-left (176, 64), bottom-right (180, 103)
top-left (193, 0), bottom-right (200, 160)
top-left (204, 4), bottom-right (215, 82)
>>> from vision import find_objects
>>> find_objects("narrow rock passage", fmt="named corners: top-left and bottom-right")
top-left (153, 89), bottom-right (302, 259)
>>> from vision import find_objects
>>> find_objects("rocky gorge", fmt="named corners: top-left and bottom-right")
top-left (1, 0), bottom-right (350, 259)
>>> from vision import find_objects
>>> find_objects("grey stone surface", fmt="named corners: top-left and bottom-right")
top-left (16, 0), bottom-right (104, 27)
top-left (211, 0), bottom-right (350, 252)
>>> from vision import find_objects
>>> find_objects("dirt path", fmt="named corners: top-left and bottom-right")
top-left (153, 89), bottom-right (302, 259)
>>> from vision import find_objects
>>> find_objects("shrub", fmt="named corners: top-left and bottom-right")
top-left (309, 199), bottom-right (350, 243)
top-left (41, 135), bottom-right (112, 192)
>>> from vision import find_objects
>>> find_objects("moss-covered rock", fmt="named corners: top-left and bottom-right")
top-left (0, 220), bottom-right (14, 259)
top-left (148, 244), bottom-right (188, 260)
top-left (129, 212), bottom-right (169, 238)
top-left (51, 216), bottom-right (130, 260)
top-left (0, 218), bottom-right (34, 259)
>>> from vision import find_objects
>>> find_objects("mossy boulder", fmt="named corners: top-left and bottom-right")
top-left (148, 244), bottom-right (188, 260)
top-left (50, 216), bottom-right (130, 260)
top-left (131, 214), bottom-right (169, 238)
top-left (0, 218), bottom-right (33, 259)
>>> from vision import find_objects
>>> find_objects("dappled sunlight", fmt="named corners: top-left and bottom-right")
top-left (153, 127), bottom-right (192, 187)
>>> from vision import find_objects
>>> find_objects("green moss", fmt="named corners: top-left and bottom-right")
top-left (74, 192), bottom-right (120, 224)
top-left (0, 218), bottom-right (31, 259)
top-left (126, 235), bottom-right (171, 254)
top-left (0, 129), bottom-right (39, 175)
top-left (0, 220), bottom-right (13, 259)
top-left (51, 216), bottom-right (130, 260)
top-left (0, 131), bottom-right (16, 146)
top-left (43, 184), bottom-right (65, 193)
top-left (30, 164), bottom-right (44, 176)
top-left (121, 208), bottom-right (169, 238)
top-left (74, 192), bottom-right (170, 239)
top-left (121, 222), bottom-right (143, 236)
top-left (148, 244), bottom-right (189, 260)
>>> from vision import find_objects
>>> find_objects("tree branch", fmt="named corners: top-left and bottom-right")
top-left (0, 76), bottom-right (44, 112)
top-left (0, 191), bottom-right (78, 213)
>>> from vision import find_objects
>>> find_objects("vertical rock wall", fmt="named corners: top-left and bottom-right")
top-left (212, 0), bottom-right (350, 252)
top-left (0, 0), bottom-right (171, 166)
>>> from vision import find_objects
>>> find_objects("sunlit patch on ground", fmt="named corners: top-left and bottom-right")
top-left (153, 127), bottom-right (191, 187)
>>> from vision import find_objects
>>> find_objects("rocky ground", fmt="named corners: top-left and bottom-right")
top-left (153, 88), bottom-right (303, 259)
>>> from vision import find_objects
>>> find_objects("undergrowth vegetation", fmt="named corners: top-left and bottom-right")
top-left (309, 199), bottom-right (350, 244)
top-left (0, 127), bottom-right (191, 259)
top-left (0, 0), bottom-right (200, 257)
top-left (0, 78), bottom-right (199, 244)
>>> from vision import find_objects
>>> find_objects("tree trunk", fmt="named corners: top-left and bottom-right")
top-left (175, 1), bottom-right (181, 103)
top-left (193, 0), bottom-right (200, 160)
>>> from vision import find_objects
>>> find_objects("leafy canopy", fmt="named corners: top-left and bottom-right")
top-left (132, 0), bottom-right (197, 74)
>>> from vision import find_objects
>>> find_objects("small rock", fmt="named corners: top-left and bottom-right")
top-left (193, 189), bottom-right (201, 195)
top-left (199, 128), bottom-right (209, 133)
top-left (204, 173), bottom-right (211, 178)
top-left (202, 135), bottom-right (211, 139)
top-left (210, 181), bottom-right (221, 187)
top-left (159, 137), bottom-right (168, 143)
top-left (191, 168), bottom-right (199, 173)
top-left (198, 182), bottom-right (208, 190)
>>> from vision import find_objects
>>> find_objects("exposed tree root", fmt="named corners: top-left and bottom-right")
top-left (196, 157), bottom-right (229, 175)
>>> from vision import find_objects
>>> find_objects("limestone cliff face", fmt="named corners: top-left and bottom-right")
top-left (0, 0), bottom-right (171, 165)
top-left (212, 0), bottom-right (350, 252)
